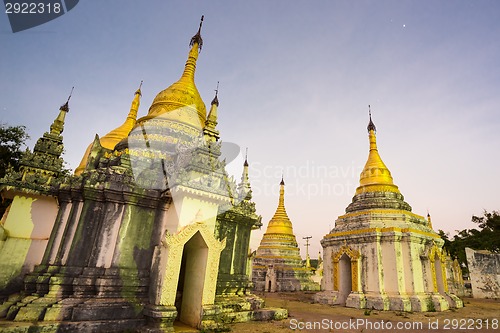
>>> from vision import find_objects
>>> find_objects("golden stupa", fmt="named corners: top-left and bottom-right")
top-left (356, 108), bottom-right (400, 195)
top-left (252, 178), bottom-right (319, 292)
top-left (135, 17), bottom-right (206, 131)
top-left (316, 109), bottom-right (463, 312)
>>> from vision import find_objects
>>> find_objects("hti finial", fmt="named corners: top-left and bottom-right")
top-left (60, 86), bottom-right (74, 112)
top-left (211, 81), bottom-right (220, 106)
top-left (367, 104), bottom-right (376, 132)
top-left (280, 172), bottom-right (285, 186)
top-left (190, 15), bottom-right (204, 51)
top-left (244, 147), bottom-right (249, 166)
top-left (198, 15), bottom-right (204, 33)
top-left (67, 86), bottom-right (74, 102)
top-left (135, 80), bottom-right (143, 96)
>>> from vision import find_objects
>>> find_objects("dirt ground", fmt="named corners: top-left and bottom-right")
top-left (230, 292), bottom-right (500, 333)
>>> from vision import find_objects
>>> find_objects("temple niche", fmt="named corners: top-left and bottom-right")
top-left (252, 178), bottom-right (319, 292)
top-left (0, 17), bottom-right (286, 332)
top-left (315, 111), bottom-right (464, 312)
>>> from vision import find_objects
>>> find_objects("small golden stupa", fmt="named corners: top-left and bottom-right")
top-left (316, 108), bottom-right (463, 312)
top-left (252, 178), bottom-right (319, 291)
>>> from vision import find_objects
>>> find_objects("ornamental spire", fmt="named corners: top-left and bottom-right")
top-left (204, 81), bottom-right (220, 142)
top-left (263, 177), bottom-right (295, 236)
top-left (211, 81), bottom-right (219, 106)
top-left (237, 148), bottom-right (252, 200)
top-left (128, 80), bottom-right (142, 119)
top-left (278, 177), bottom-right (286, 206)
top-left (367, 105), bottom-right (376, 132)
top-left (190, 15), bottom-right (204, 51)
top-left (180, 16), bottom-right (204, 83)
top-left (427, 211), bottom-right (433, 229)
top-left (135, 80), bottom-right (143, 96)
top-left (59, 86), bottom-right (73, 112)
top-left (356, 109), bottom-right (400, 194)
top-left (13, 90), bottom-right (71, 185)
top-left (50, 87), bottom-right (73, 135)
top-left (242, 148), bottom-right (249, 182)
top-left (143, 16), bottom-right (207, 129)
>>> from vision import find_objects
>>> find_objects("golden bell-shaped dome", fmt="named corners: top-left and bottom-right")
top-left (136, 18), bottom-right (206, 130)
top-left (264, 178), bottom-right (295, 236)
top-left (355, 111), bottom-right (400, 194)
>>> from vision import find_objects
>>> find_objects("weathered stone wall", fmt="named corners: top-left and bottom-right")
top-left (465, 247), bottom-right (500, 299)
top-left (0, 194), bottom-right (58, 296)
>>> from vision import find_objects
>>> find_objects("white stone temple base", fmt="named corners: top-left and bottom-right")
top-left (345, 292), bottom-right (367, 308)
top-left (446, 293), bottom-right (464, 308)
top-left (313, 291), bottom-right (339, 305)
top-left (362, 292), bottom-right (390, 310)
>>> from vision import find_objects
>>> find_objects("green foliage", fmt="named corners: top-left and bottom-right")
top-left (0, 123), bottom-right (30, 217)
top-left (439, 210), bottom-right (500, 271)
top-left (0, 123), bottom-right (30, 179)
top-left (426, 297), bottom-right (436, 312)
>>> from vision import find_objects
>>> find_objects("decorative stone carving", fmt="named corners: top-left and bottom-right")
top-left (332, 245), bottom-right (361, 292)
top-left (160, 222), bottom-right (226, 306)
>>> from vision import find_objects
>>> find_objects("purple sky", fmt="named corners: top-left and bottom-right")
top-left (1, 1), bottom-right (499, 256)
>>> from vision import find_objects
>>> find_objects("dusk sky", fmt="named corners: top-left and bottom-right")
top-left (1, 1), bottom-right (499, 256)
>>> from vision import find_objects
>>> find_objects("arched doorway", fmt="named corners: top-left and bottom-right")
top-left (175, 231), bottom-right (208, 328)
top-left (338, 253), bottom-right (352, 305)
top-left (265, 265), bottom-right (276, 292)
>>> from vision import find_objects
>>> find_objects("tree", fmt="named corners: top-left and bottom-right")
top-left (0, 123), bottom-right (30, 218)
top-left (440, 210), bottom-right (500, 270)
top-left (0, 123), bottom-right (30, 179)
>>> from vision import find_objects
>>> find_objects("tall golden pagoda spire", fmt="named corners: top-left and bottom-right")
top-left (139, 16), bottom-right (207, 129)
top-left (74, 82), bottom-right (142, 175)
top-left (264, 177), bottom-right (295, 236)
top-left (355, 106), bottom-right (400, 195)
